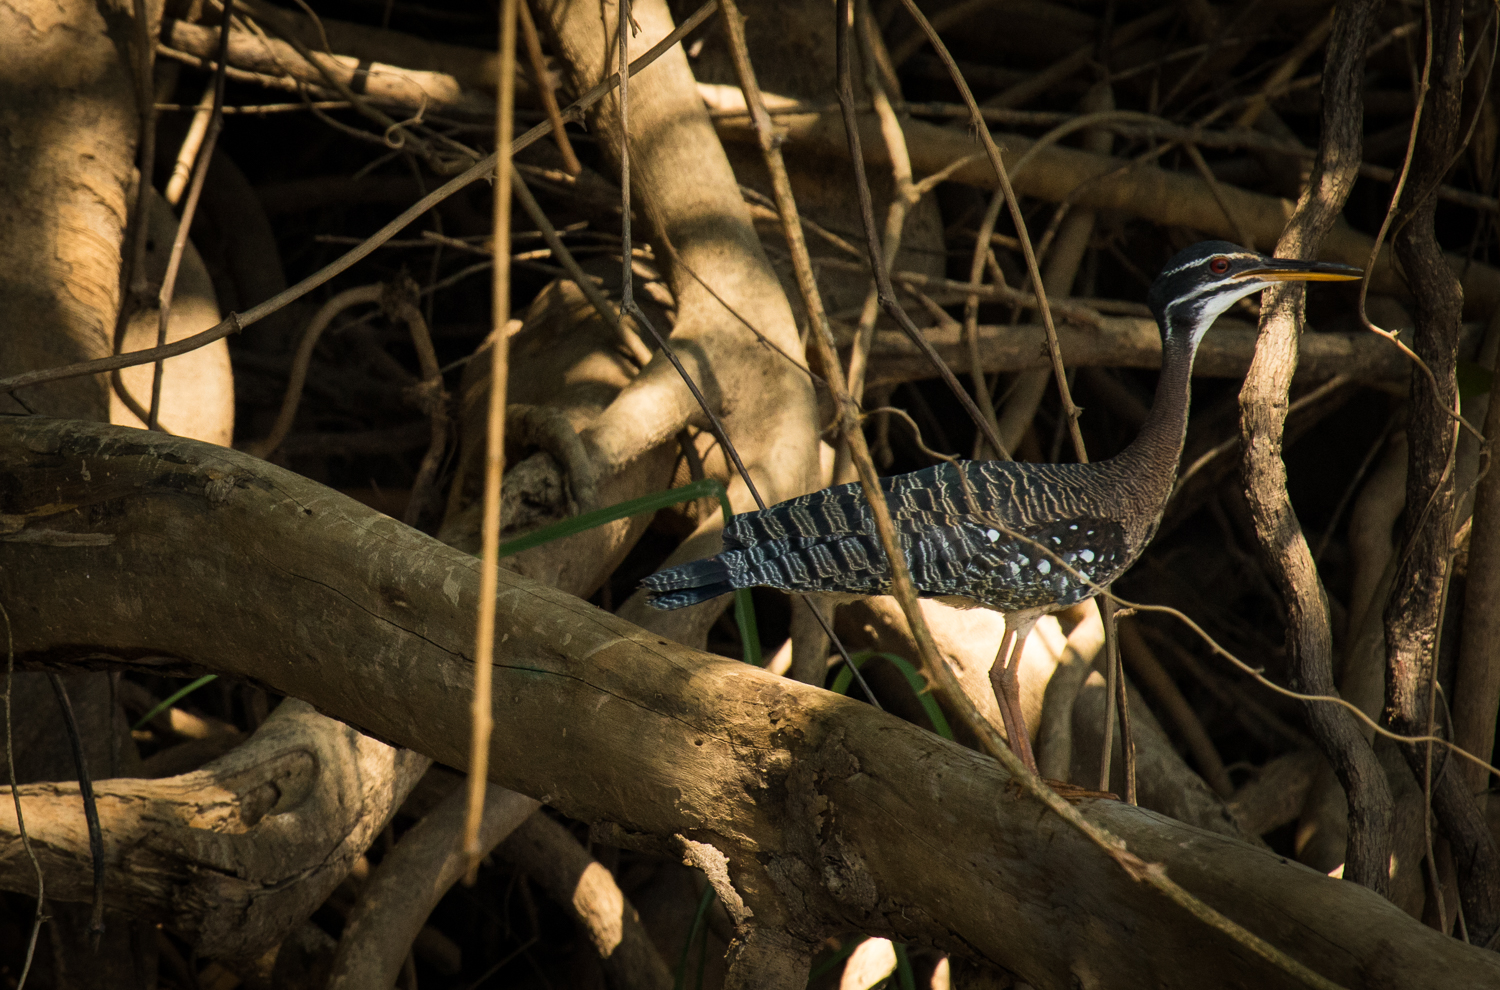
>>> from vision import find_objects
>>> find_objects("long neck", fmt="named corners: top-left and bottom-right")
top-left (1109, 327), bottom-right (1200, 508)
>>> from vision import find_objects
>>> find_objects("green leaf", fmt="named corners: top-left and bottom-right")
top-left (830, 652), bottom-right (953, 741)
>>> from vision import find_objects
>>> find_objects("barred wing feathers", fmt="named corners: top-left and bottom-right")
top-left (643, 462), bottom-right (1129, 611)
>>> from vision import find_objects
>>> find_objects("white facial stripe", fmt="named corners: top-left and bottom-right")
top-left (1167, 277), bottom-right (1269, 340)
top-left (1157, 251), bottom-right (1259, 280)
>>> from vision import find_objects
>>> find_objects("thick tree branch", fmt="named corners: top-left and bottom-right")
top-left (1384, 0), bottom-right (1500, 945)
top-left (1, 419), bottom-right (1497, 986)
top-left (328, 782), bottom-right (539, 989)
top-left (0, 698), bottom-right (429, 959)
top-left (859, 315), bottom-right (1475, 390)
top-left (704, 89), bottom-right (1500, 319)
top-left (1237, 0), bottom-right (1393, 896)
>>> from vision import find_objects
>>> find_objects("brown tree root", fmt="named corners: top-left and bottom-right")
top-left (0, 697), bottom-right (429, 959)
top-left (497, 813), bottom-right (673, 990)
top-left (2, 419), bottom-right (1497, 986)
top-left (328, 782), bottom-right (539, 989)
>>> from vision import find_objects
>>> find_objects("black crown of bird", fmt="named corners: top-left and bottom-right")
top-left (640, 240), bottom-right (1361, 773)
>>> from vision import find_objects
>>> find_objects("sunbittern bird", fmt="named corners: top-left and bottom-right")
top-left (641, 241), bottom-right (1361, 774)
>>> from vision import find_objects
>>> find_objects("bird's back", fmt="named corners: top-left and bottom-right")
top-left (644, 460), bottom-right (1132, 612)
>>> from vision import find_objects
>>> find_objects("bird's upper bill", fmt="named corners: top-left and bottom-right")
top-left (1236, 258), bottom-right (1364, 283)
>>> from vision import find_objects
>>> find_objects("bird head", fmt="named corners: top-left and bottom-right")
top-left (1147, 240), bottom-right (1363, 349)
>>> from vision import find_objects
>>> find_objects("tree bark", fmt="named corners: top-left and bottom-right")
top-left (0, 0), bottom-right (145, 419)
top-left (860, 315), bottom-right (1465, 390)
top-left (1238, 0), bottom-right (1393, 896)
top-left (0, 697), bottom-right (429, 959)
top-left (1384, 0), bottom-right (1500, 946)
top-left (2, 419), bottom-right (1498, 986)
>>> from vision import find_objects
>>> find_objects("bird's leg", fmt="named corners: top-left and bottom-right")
top-left (989, 622), bottom-right (1038, 776)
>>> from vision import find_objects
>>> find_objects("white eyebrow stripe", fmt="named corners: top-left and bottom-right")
top-left (1159, 251), bottom-right (1260, 280)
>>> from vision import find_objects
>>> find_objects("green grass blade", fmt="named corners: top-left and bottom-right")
top-left (131, 674), bottom-right (218, 731)
top-left (497, 478), bottom-right (729, 559)
top-left (674, 885), bottom-right (716, 990)
top-left (830, 652), bottom-right (953, 741)
top-left (894, 944), bottom-right (916, 990)
top-left (496, 477), bottom-right (762, 666)
top-left (733, 588), bottom-right (762, 666)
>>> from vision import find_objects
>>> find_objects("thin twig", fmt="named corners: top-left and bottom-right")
top-left (518, 1), bottom-right (582, 175)
top-left (165, 80), bottom-right (217, 207)
top-left (249, 285), bottom-right (384, 459)
top-left (1183, 143), bottom-right (1255, 250)
top-left (111, 0), bottom-right (162, 426)
top-left (384, 279), bottom-right (451, 529)
top-left (890, 0), bottom-right (1085, 464)
top-left (237, 0), bottom-right (478, 173)
top-left (833, 3), bottom-right (1007, 459)
top-left (464, 0), bottom-right (516, 884)
top-left (510, 173), bottom-right (651, 365)
top-left (962, 189), bottom-right (1008, 460)
top-left (151, 2), bottom-right (234, 430)
top-left (1124, 598), bottom-right (1500, 786)
top-left (1, 604), bottom-right (44, 990)
top-left (45, 674), bottom-right (105, 948)
top-left (1353, 0), bottom-right (1483, 445)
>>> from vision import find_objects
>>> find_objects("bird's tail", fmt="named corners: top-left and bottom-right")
top-left (640, 556), bottom-right (735, 610)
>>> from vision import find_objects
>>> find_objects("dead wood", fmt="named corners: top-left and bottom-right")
top-left (1383, 0), bottom-right (1500, 944)
top-left (3, 419), bottom-right (1496, 986)
top-left (524, 0), bottom-right (821, 647)
top-left (705, 90), bottom-right (1500, 318)
top-left (0, 696), bottom-right (429, 959)
top-left (497, 812), bottom-right (673, 990)
top-left (162, 19), bottom-right (494, 117)
top-left (1228, 750), bottom-right (1323, 838)
top-left (328, 782), bottom-right (539, 989)
top-left (857, 315), bottom-right (1476, 390)
top-left (1237, 0), bottom-right (1392, 897)
top-left (0, 0), bottom-right (145, 419)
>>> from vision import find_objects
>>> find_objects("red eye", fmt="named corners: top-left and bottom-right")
top-left (1209, 256), bottom-right (1231, 275)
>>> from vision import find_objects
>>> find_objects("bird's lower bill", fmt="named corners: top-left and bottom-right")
top-left (1237, 265), bottom-right (1363, 283)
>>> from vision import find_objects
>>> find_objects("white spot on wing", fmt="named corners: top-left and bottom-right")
top-left (1037, 560), bottom-right (1051, 575)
